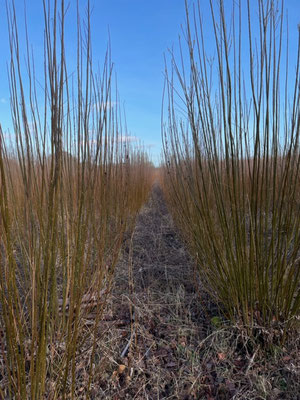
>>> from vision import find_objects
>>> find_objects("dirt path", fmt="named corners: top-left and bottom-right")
top-left (93, 185), bottom-right (216, 399)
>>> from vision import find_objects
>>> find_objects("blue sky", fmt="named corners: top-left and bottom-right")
top-left (0, 1), bottom-right (299, 164)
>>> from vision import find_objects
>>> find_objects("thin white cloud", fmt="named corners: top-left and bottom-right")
top-left (0, 98), bottom-right (7, 104)
top-left (132, 143), bottom-right (156, 150)
top-left (118, 135), bottom-right (139, 143)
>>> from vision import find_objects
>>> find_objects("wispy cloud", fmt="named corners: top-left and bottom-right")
top-left (118, 135), bottom-right (139, 143)
top-left (132, 143), bottom-right (156, 150)
top-left (0, 98), bottom-right (7, 104)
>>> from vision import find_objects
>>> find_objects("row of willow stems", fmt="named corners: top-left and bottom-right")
top-left (0, 1), bottom-right (153, 399)
top-left (163, 0), bottom-right (300, 340)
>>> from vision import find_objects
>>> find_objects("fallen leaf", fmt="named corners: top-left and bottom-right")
top-left (118, 364), bottom-right (126, 374)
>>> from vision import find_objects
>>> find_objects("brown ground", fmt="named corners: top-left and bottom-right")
top-left (79, 185), bottom-right (300, 399)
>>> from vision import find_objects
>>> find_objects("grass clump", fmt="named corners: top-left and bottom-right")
top-left (162, 0), bottom-right (300, 339)
top-left (0, 1), bottom-right (153, 398)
